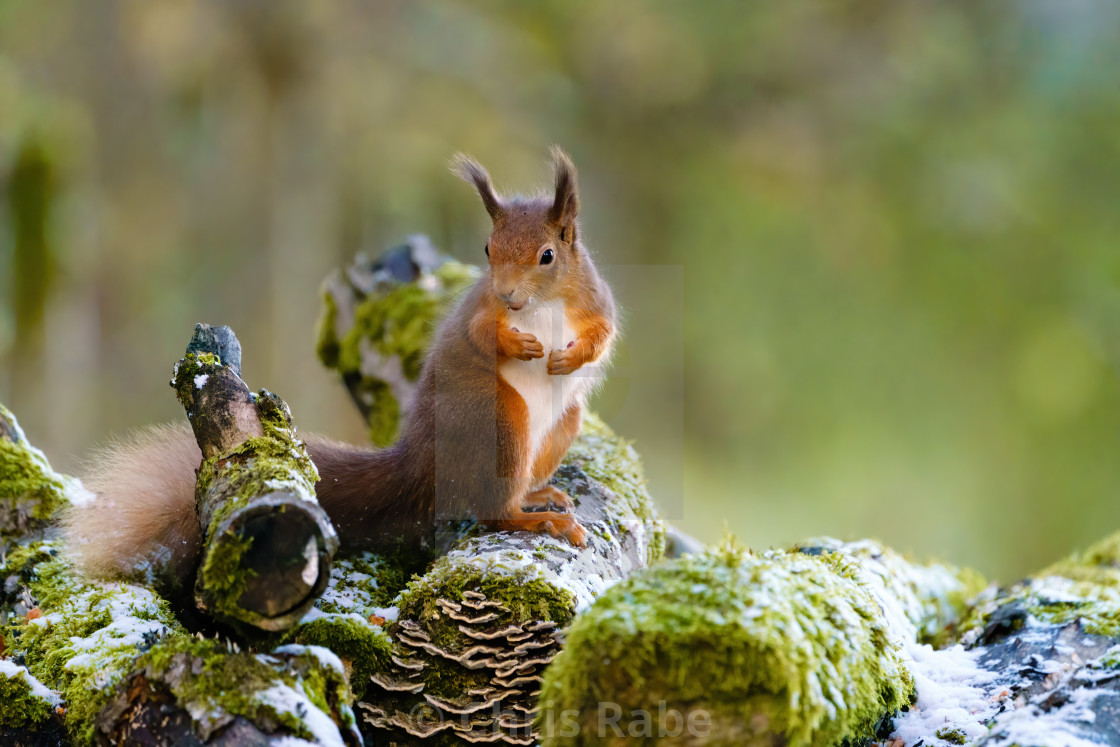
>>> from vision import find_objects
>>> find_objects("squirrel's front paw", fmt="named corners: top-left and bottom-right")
top-left (547, 345), bottom-right (582, 376)
top-left (505, 329), bottom-right (544, 361)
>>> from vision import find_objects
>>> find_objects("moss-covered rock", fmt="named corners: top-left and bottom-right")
top-left (317, 237), bottom-right (479, 445)
top-left (538, 542), bottom-right (914, 747)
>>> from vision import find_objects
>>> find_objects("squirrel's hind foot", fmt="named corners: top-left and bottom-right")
top-left (487, 504), bottom-right (587, 548)
top-left (522, 485), bottom-right (575, 513)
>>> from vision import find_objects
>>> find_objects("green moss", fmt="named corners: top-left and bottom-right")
top-left (4, 546), bottom-right (184, 744)
top-left (936, 727), bottom-right (968, 744)
top-left (317, 550), bottom-right (415, 614)
top-left (538, 542), bottom-right (913, 747)
top-left (1092, 645), bottom-right (1120, 670)
top-left (0, 666), bottom-right (55, 730)
top-left (132, 635), bottom-right (354, 741)
top-left (1040, 531), bottom-right (1120, 590)
top-left (198, 531), bottom-right (256, 619)
top-left (0, 404), bottom-right (73, 538)
top-left (316, 287), bottom-right (341, 368)
top-left (283, 615), bottom-right (392, 700)
top-left (561, 413), bottom-right (666, 564)
top-left (170, 351), bottom-right (221, 410)
top-left (793, 538), bottom-right (988, 648)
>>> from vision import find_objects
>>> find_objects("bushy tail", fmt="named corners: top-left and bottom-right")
top-left (63, 423), bottom-right (203, 584)
top-left (63, 423), bottom-right (415, 585)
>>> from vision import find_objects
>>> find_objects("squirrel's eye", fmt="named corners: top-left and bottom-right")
top-left (484, 244), bottom-right (489, 258)
top-left (540, 249), bottom-right (554, 265)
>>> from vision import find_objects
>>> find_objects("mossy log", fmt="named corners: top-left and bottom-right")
top-left (0, 403), bottom-right (88, 562)
top-left (171, 324), bottom-right (339, 633)
top-left (315, 236), bottom-right (478, 446)
top-left (96, 639), bottom-right (362, 747)
top-left (0, 409), bottom-right (370, 746)
top-left (928, 531), bottom-right (1120, 747)
top-left (358, 414), bottom-right (666, 745)
top-left (537, 542), bottom-right (921, 747)
top-left (0, 541), bottom-right (366, 746)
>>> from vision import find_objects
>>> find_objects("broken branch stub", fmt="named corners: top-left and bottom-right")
top-left (172, 323), bottom-right (339, 632)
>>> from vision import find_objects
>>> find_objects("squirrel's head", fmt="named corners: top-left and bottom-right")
top-left (452, 147), bottom-right (580, 311)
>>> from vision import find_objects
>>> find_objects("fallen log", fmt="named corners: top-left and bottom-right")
top-left (171, 324), bottom-right (339, 632)
top-left (537, 542), bottom-right (922, 746)
top-left (0, 404), bottom-right (375, 746)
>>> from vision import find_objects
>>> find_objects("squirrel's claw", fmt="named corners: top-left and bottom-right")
top-left (510, 331), bottom-right (544, 360)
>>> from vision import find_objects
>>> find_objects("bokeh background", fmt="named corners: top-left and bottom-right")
top-left (2, 0), bottom-right (1120, 581)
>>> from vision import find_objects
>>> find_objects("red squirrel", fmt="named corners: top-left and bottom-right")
top-left (64, 148), bottom-right (616, 583)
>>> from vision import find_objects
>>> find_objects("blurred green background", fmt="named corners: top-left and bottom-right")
top-left (2, 0), bottom-right (1120, 581)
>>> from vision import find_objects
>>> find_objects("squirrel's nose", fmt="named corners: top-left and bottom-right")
top-left (497, 288), bottom-right (517, 302)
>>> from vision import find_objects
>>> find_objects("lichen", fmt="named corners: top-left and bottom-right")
top-left (537, 541), bottom-right (914, 747)
top-left (954, 530), bottom-right (1120, 644)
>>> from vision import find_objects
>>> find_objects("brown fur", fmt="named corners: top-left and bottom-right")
top-left (65, 148), bottom-right (614, 580)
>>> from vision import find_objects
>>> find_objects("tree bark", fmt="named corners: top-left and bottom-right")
top-left (172, 323), bottom-right (338, 633)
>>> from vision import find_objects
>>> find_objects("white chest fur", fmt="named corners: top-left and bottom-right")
top-left (500, 301), bottom-right (610, 461)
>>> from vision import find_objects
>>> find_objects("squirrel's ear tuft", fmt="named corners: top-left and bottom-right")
top-left (548, 146), bottom-right (579, 235)
top-left (451, 153), bottom-right (504, 221)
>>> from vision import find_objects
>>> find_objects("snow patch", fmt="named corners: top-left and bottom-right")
top-left (0, 659), bottom-right (62, 706)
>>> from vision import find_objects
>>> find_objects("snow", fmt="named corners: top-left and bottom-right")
top-left (272, 644), bottom-right (346, 676)
top-left (0, 659), bottom-right (62, 706)
top-left (255, 683), bottom-right (346, 747)
top-left (890, 643), bottom-right (998, 744)
top-left (194, 374), bottom-right (209, 389)
top-left (297, 607), bottom-right (368, 626)
top-left (985, 688), bottom-right (1113, 747)
top-left (65, 477), bottom-right (98, 507)
top-left (372, 605), bottom-right (399, 623)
